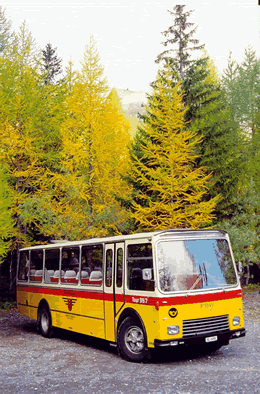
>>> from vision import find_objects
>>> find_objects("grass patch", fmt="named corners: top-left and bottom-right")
top-left (242, 284), bottom-right (260, 293)
top-left (0, 301), bottom-right (16, 310)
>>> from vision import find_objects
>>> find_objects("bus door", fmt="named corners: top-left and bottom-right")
top-left (104, 243), bottom-right (125, 342)
top-left (114, 243), bottom-right (125, 316)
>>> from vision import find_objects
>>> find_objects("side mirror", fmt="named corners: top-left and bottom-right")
top-left (142, 268), bottom-right (152, 280)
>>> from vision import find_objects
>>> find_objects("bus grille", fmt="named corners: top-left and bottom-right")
top-left (182, 315), bottom-right (229, 338)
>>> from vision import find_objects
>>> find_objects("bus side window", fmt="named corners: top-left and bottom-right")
top-left (61, 247), bottom-right (80, 285)
top-left (116, 248), bottom-right (123, 288)
top-left (31, 250), bottom-right (43, 282)
top-left (45, 249), bottom-right (60, 283)
top-left (18, 251), bottom-right (29, 281)
top-left (81, 245), bottom-right (103, 286)
top-left (127, 243), bottom-right (154, 292)
top-left (106, 249), bottom-right (112, 287)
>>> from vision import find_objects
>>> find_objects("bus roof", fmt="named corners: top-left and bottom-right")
top-left (19, 228), bottom-right (227, 251)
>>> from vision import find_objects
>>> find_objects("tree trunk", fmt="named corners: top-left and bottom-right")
top-left (246, 261), bottom-right (250, 286)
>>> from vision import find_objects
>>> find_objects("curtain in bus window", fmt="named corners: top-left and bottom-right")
top-left (45, 249), bottom-right (60, 283)
top-left (81, 245), bottom-right (103, 286)
top-left (61, 247), bottom-right (80, 285)
top-left (127, 243), bottom-right (154, 291)
top-left (30, 250), bottom-right (43, 282)
top-left (18, 251), bottom-right (29, 281)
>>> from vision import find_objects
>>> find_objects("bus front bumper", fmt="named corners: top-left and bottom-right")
top-left (154, 328), bottom-right (246, 348)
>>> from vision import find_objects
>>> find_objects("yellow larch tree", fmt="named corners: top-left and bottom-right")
top-left (40, 36), bottom-right (132, 239)
top-left (127, 67), bottom-right (219, 231)
top-left (0, 22), bottom-right (63, 248)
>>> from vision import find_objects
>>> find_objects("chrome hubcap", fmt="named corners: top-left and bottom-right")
top-left (125, 326), bottom-right (144, 354)
top-left (41, 312), bottom-right (49, 333)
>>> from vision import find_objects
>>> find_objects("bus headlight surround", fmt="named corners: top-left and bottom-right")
top-left (233, 316), bottom-right (240, 326)
top-left (167, 325), bottom-right (180, 335)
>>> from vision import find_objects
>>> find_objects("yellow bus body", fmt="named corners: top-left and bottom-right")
top-left (16, 229), bottom-right (246, 361)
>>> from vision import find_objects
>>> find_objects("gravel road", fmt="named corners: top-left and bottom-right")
top-left (0, 293), bottom-right (260, 394)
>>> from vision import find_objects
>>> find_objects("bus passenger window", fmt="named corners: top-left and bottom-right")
top-left (18, 251), bottom-right (29, 281)
top-left (31, 250), bottom-right (43, 282)
top-left (62, 247), bottom-right (80, 285)
top-left (116, 248), bottom-right (123, 288)
top-left (127, 243), bottom-right (154, 292)
top-left (106, 249), bottom-right (113, 287)
top-left (81, 245), bottom-right (103, 286)
top-left (45, 249), bottom-right (60, 283)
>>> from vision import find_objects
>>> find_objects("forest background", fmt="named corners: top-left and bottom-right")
top-left (0, 5), bottom-right (260, 298)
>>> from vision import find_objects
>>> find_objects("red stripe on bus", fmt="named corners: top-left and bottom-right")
top-left (17, 285), bottom-right (242, 306)
top-left (124, 289), bottom-right (242, 307)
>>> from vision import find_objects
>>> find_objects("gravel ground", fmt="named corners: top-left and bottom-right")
top-left (0, 292), bottom-right (259, 394)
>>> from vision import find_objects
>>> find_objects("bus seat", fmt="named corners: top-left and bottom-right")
top-left (64, 270), bottom-right (77, 284)
top-left (34, 269), bottom-right (43, 282)
top-left (78, 270), bottom-right (90, 284)
top-left (51, 270), bottom-right (60, 283)
top-left (47, 270), bottom-right (54, 278)
top-left (89, 270), bottom-right (102, 285)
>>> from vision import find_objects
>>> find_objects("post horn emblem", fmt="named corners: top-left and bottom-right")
top-left (168, 308), bottom-right (178, 318)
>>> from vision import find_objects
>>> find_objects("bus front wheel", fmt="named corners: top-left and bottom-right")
top-left (117, 317), bottom-right (150, 362)
top-left (38, 305), bottom-right (53, 338)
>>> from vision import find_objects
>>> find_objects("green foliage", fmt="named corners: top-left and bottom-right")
top-left (187, 58), bottom-right (245, 215)
top-left (217, 180), bottom-right (260, 265)
top-left (0, 301), bottom-right (16, 310)
top-left (156, 6), bottom-right (244, 217)
top-left (0, 168), bottom-right (15, 261)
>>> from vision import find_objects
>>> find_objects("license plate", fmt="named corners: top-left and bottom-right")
top-left (205, 335), bottom-right (218, 343)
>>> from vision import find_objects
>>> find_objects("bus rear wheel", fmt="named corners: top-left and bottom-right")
top-left (38, 305), bottom-right (53, 338)
top-left (118, 317), bottom-right (150, 362)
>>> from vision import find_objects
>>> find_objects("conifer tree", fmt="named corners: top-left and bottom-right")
top-left (155, 5), bottom-right (204, 79)
top-left (0, 6), bottom-right (13, 54)
top-left (155, 6), bottom-right (244, 216)
top-left (34, 37), bottom-right (132, 239)
top-left (127, 68), bottom-right (218, 231)
top-left (41, 43), bottom-right (62, 84)
top-left (0, 22), bottom-right (63, 248)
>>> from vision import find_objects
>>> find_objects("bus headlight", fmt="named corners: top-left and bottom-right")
top-left (233, 316), bottom-right (240, 326)
top-left (167, 325), bottom-right (180, 335)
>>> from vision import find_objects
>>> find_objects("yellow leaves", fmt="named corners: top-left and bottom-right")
top-left (129, 71), bottom-right (218, 231)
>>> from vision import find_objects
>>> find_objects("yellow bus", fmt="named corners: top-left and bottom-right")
top-left (16, 229), bottom-right (245, 362)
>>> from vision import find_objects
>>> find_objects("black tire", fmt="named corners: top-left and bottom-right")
top-left (117, 317), bottom-right (151, 362)
top-left (38, 305), bottom-right (53, 338)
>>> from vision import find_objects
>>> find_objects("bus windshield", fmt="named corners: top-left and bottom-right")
top-left (157, 239), bottom-right (238, 293)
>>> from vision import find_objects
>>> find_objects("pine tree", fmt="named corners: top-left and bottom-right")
top-left (127, 68), bottom-right (218, 231)
top-left (155, 5), bottom-right (204, 79)
top-left (41, 43), bottom-right (62, 84)
top-left (32, 37), bottom-right (132, 239)
top-left (155, 6), bottom-right (244, 216)
top-left (187, 56), bottom-right (245, 215)
top-left (0, 22), bottom-right (63, 248)
top-left (0, 6), bottom-right (13, 54)
top-left (221, 47), bottom-right (260, 197)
